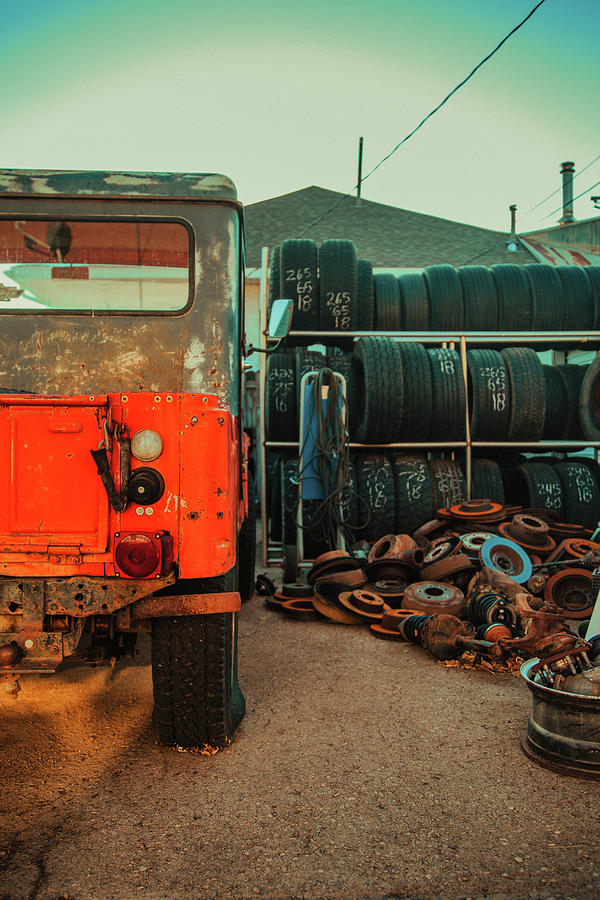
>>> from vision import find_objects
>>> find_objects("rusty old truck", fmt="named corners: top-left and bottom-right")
top-left (0, 169), bottom-right (266, 749)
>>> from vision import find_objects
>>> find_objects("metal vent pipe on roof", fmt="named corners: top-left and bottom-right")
top-left (559, 161), bottom-right (575, 224)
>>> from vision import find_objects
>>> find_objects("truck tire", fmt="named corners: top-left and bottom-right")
top-left (556, 364), bottom-right (586, 439)
top-left (509, 462), bottom-right (564, 517)
top-left (424, 264), bottom-right (464, 332)
top-left (555, 460), bottom-right (600, 530)
top-left (556, 266), bottom-right (594, 331)
top-left (429, 459), bottom-right (467, 510)
top-left (267, 245), bottom-right (281, 318)
top-left (280, 239), bottom-right (319, 330)
top-left (579, 357), bottom-right (600, 440)
top-left (353, 337), bottom-right (403, 443)
top-left (427, 347), bottom-right (466, 441)
top-left (490, 264), bottom-right (533, 331)
top-left (266, 352), bottom-right (297, 441)
top-left (398, 342), bottom-right (432, 440)
top-left (152, 604), bottom-right (245, 749)
top-left (458, 266), bottom-right (498, 331)
top-left (471, 458), bottom-right (505, 504)
top-left (501, 347), bottom-right (546, 442)
top-left (357, 259), bottom-right (375, 330)
top-left (374, 274), bottom-right (401, 330)
top-left (467, 348), bottom-right (510, 441)
top-left (542, 364), bottom-right (570, 440)
top-left (398, 273), bottom-right (430, 331)
top-left (355, 453), bottom-right (396, 541)
top-left (391, 454), bottom-right (434, 533)
top-left (525, 264), bottom-right (564, 331)
top-left (584, 266), bottom-right (600, 330)
top-left (319, 239), bottom-right (358, 331)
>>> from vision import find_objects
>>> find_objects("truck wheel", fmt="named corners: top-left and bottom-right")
top-left (152, 610), bottom-right (245, 749)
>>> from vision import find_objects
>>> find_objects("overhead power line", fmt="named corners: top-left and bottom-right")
top-left (294, 0), bottom-right (548, 240)
top-left (533, 177), bottom-right (600, 226)
top-left (520, 151), bottom-right (600, 221)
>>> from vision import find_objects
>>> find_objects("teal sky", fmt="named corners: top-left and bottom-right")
top-left (0, 0), bottom-right (597, 234)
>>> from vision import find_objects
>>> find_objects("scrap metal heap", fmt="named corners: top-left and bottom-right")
top-left (265, 499), bottom-right (600, 681)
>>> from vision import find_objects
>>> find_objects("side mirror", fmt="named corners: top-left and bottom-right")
top-left (267, 298), bottom-right (293, 339)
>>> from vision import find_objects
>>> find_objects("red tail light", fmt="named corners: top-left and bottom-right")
top-left (115, 533), bottom-right (160, 578)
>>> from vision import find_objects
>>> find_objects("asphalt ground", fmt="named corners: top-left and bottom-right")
top-left (0, 566), bottom-right (599, 900)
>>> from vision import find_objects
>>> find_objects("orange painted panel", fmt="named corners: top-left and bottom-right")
top-left (0, 401), bottom-right (108, 552)
top-left (179, 395), bottom-right (238, 577)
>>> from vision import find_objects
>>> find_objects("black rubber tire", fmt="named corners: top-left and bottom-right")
top-left (397, 273), bottom-right (430, 331)
top-left (428, 459), bottom-right (467, 511)
top-left (340, 455), bottom-right (362, 538)
top-left (542, 364), bottom-right (570, 440)
top-left (579, 357), bottom-right (600, 441)
top-left (470, 458), bottom-right (505, 504)
top-left (152, 604), bottom-right (245, 749)
top-left (555, 460), bottom-right (600, 530)
top-left (319, 239), bottom-right (358, 331)
top-left (556, 266), bottom-right (594, 331)
top-left (353, 337), bottom-right (404, 443)
top-left (280, 239), bottom-right (319, 331)
top-left (326, 349), bottom-right (356, 437)
top-left (466, 349), bottom-right (511, 441)
top-left (525, 264), bottom-right (564, 331)
top-left (356, 258), bottom-right (375, 331)
top-left (458, 266), bottom-right (498, 331)
top-left (556, 364), bottom-right (586, 440)
top-left (490, 265), bottom-right (534, 331)
top-left (266, 352), bottom-right (297, 441)
top-left (509, 462), bottom-right (564, 517)
top-left (374, 274), bottom-right (401, 331)
top-left (267, 245), bottom-right (281, 317)
top-left (397, 342), bottom-right (432, 440)
top-left (583, 266), bottom-right (600, 330)
top-left (501, 347), bottom-right (546, 441)
top-left (239, 468), bottom-right (257, 604)
top-left (423, 265), bottom-right (464, 332)
top-left (355, 453), bottom-right (396, 541)
top-left (295, 348), bottom-right (326, 410)
top-left (390, 454), bottom-right (435, 533)
top-left (427, 347), bottom-right (466, 441)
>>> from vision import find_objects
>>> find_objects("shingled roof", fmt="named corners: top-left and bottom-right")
top-left (243, 186), bottom-right (536, 269)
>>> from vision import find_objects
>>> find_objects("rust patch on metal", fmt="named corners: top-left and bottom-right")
top-left (130, 591), bottom-right (241, 619)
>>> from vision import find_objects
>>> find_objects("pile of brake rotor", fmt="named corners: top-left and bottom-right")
top-left (264, 498), bottom-right (600, 671)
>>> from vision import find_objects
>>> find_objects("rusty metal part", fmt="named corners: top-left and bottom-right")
top-left (0, 641), bottom-right (23, 667)
top-left (130, 591), bottom-right (241, 620)
top-left (369, 623), bottom-right (405, 641)
top-left (307, 557), bottom-right (364, 585)
top-left (475, 623), bottom-right (513, 642)
top-left (421, 554), bottom-right (474, 584)
top-left (264, 594), bottom-right (288, 611)
top-left (421, 614), bottom-right (479, 660)
top-left (381, 608), bottom-right (422, 631)
top-left (466, 586), bottom-right (517, 627)
top-left (412, 519), bottom-right (448, 546)
top-left (403, 582), bottom-right (466, 617)
top-left (279, 583), bottom-right (313, 599)
top-left (366, 557), bottom-right (416, 584)
top-left (316, 567), bottom-right (367, 589)
top-left (460, 532), bottom-right (496, 556)
top-left (497, 592), bottom-right (569, 656)
top-left (563, 538), bottom-right (600, 559)
top-left (255, 574), bottom-right (276, 596)
top-left (313, 550), bottom-right (349, 566)
top-left (549, 522), bottom-right (591, 539)
top-left (521, 656), bottom-right (600, 779)
top-left (423, 537), bottom-right (461, 566)
top-left (527, 573), bottom-right (547, 596)
top-left (312, 581), bottom-right (365, 625)
top-left (0, 572), bottom-right (176, 622)
top-left (338, 589), bottom-right (384, 619)
top-left (370, 579), bottom-right (406, 608)
top-left (544, 569), bottom-right (595, 619)
top-left (367, 534), bottom-right (416, 564)
top-left (280, 598), bottom-right (317, 620)
top-left (498, 515), bottom-right (556, 554)
top-left (479, 537), bottom-right (533, 584)
top-left (449, 499), bottom-right (504, 519)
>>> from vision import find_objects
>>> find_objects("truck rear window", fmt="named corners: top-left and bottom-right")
top-left (0, 218), bottom-right (191, 312)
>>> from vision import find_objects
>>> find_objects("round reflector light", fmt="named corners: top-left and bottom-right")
top-left (115, 534), bottom-right (160, 578)
top-left (131, 429), bottom-right (163, 462)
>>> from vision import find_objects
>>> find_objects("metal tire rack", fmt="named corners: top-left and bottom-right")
top-left (257, 247), bottom-right (600, 567)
